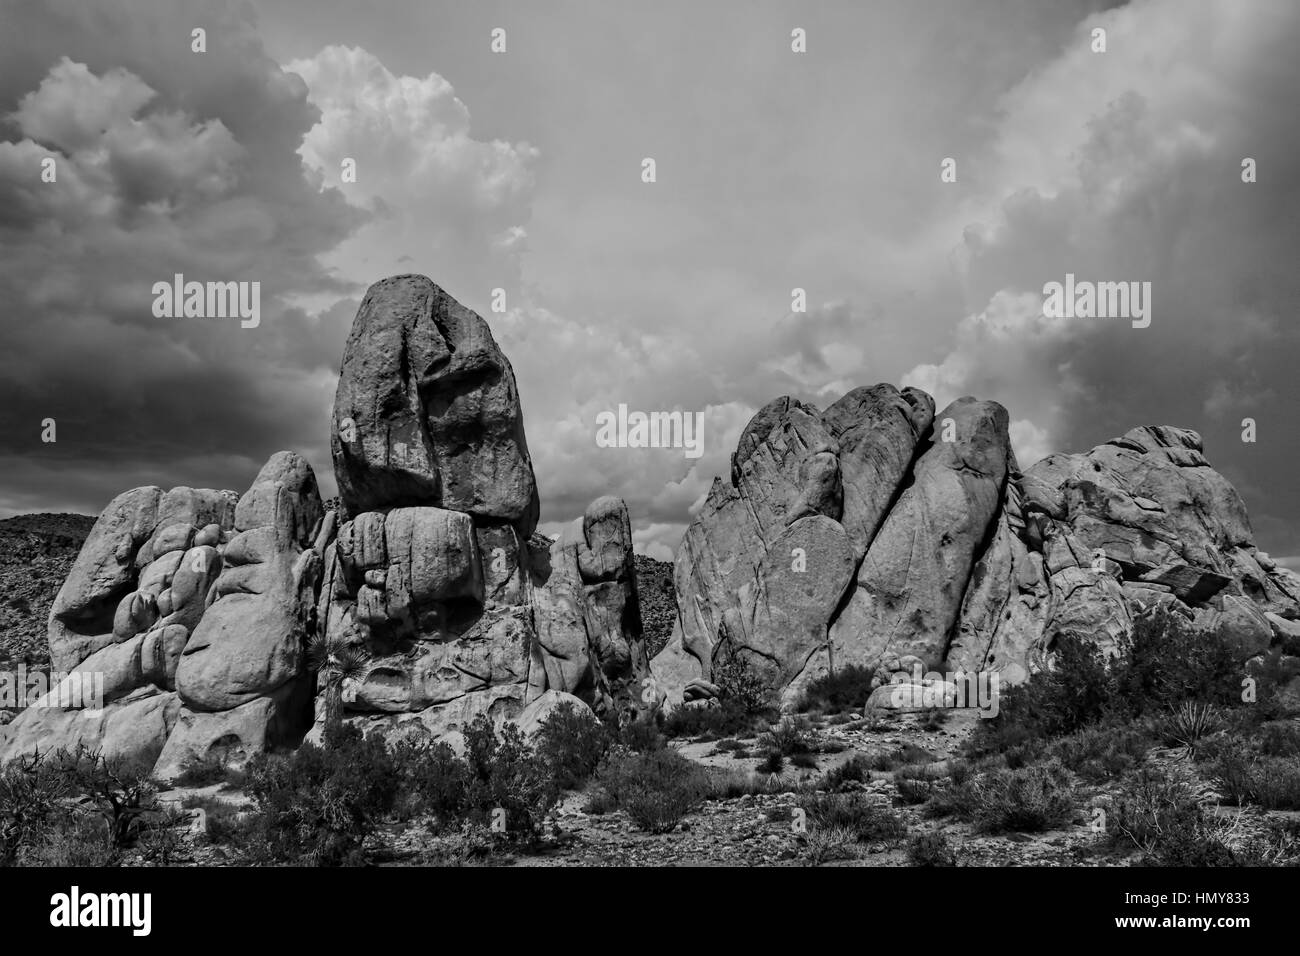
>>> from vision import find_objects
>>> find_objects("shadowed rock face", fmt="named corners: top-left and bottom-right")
top-left (330, 275), bottom-right (540, 535)
top-left (651, 389), bottom-right (1300, 713)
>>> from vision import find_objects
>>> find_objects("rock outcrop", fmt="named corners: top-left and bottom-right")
top-left (316, 276), bottom-right (646, 741)
top-left (652, 391), bottom-right (1300, 711)
top-left (6, 273), bottom-right (1296, 766)
top-left (330, 275), bottom-right (539, 532)
top-left (1, 454), bottom-right (325, 775)
top-left (1, 275), bottom-right (647, 771)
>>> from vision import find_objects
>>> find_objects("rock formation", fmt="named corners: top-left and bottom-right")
top-left (5, 274), bottom-right (1297, 768)
top-left (0, 275), bottom-right (646, 773)
top-left (651, 390), bottom-right (1300, 710)
top-left (1, 455), bottom-right (325, 774)
top-left (316, 276), bottom-right (645, 742)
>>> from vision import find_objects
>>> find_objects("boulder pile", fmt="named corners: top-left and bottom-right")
top-left (650, 391), bottom-right (1300, 709)
top-left (0, 276), bottom-right (647, 773)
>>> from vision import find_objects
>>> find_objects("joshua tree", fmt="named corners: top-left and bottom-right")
top-left (306, 634), bottom-right (371, 742)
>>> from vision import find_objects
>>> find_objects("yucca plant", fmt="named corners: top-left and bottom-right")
top-left (1165, 701), bottom-right (1223, 756)
top-left (307, 634), bottom-right (371, 742)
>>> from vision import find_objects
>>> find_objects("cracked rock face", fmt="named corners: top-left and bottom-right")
top-left (652, 390), bottom-right (1300, 712)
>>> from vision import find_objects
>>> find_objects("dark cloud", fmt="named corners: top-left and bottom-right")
top-left (0, 0), bottom-right (364, 514)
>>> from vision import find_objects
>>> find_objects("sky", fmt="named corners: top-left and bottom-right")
top-left (0, 0), bottom-right (1297, 565)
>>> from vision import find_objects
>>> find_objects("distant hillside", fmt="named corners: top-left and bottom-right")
top-left (633, 553), bottom-right (676, 658)
top-left (0, 513), bottom-right (95, 669)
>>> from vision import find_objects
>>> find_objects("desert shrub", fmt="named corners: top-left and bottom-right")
top-left (804, 825), bottom-right (860, 863)
top-left (1260, 721), bottom-right (1300, 758)
top-left (5, 747), bottom-right (166, 863)
top-left (0, 750), bottom-right (72, 865)
top-left (583, 788), bottom-right (619, 815)
top-left (894, 766), bottom-right (940, 806)
top-left (823, 755), bottom-right (873, 791)
top-left (757, 751), bottom-right (785, 775)
top-left (798, 665), bottom-right (876, 714)
top-left (137, 805), bottom-right (188, 865)
top-left (617, 716), bottom-right (667, 752)
top-left (1051, 722), bottom-right (1152, 782)
top-left (907, 831), bottom-right (957, 866)
top-left (971, 759), bottom-right (1074, 833)
top-left (757, 716), bottom-right (815, 756)
top-left (1209, 752), bottom-right (1300, 811)
top-left (415, 821), bottom-right (501, 867)
top-left (392, 738), bottom-right (468, 825)
top-left (922, 780), bottom-right (977, 821)
top-left (23, 814), bottom-right (117, 867)
top-left (534, 702), bottom-right (611, 789)
top-left (920, 708), bottom-right (949, 731)
top-left (973, 607), bottom-right (1243, 758)
top-left (1231, 818), bottom-right (1300, 867)
top-left (969, 635), bottom-right (1114, 757)
top-left (595, 748), bottom-right (709, 833)
top-left (662, 698), bottom-right (759, 740)
top-left (242, 722), bottom-right (403, 866)
top-left (1157, 701), bottom-right (1225, 754)
top-left (462, 717), bottom-right (561, 841)
top-left (714, 738), bottom-right (745, 753)
top-left (799, 792), bottom-right (906, 843)
top-left (64, 749), bottom-right (160, 849)
top-left (1206, 746), bottom-right (1257, 806)
top-left (1245, 647), bottom-right (1300, 721)
top-left (1002, 740), bottom-right (1050, 770)
top-left (1248, 759), bottom-right (1300, 810)
top-left (181, 794), bottom-right (249, 847)
top-left (895, 777), bottom-right (932, 806)
top-left (1108, 767), bottom-right (1236, 866)
top-left (1112, 604), bottom-right (1240, 712)
top-left (706, 767), bottom-right (794, 799)
top-left (712, 652), bottom-right (777, 715)
top-left (173, 751), bottom-right (238, 788)
top-left (790, 752), bottom-right (818, 770)
top-left (948, 759), bottom-right (975, 786)
top-left (865, 743), bottom-right (937, 772)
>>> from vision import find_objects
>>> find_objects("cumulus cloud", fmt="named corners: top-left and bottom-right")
top-left (902, 0), bottom-right (1300, 551)
top-left (284, 44), bottom-right (538, 309)
top-left (0, 0), bottom-right (360, 516)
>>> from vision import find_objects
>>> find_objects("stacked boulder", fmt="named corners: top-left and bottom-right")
top-left (651, 390), bottom-right (1300, 710)
top-left (0, 274), bottom-right (647, 771)
top-left (316, 275), bottom-right (645, 740)
top-left (0, 453), bottom-right (326, 775)
top-left (1019, 425), bottom-right (1298, 664)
